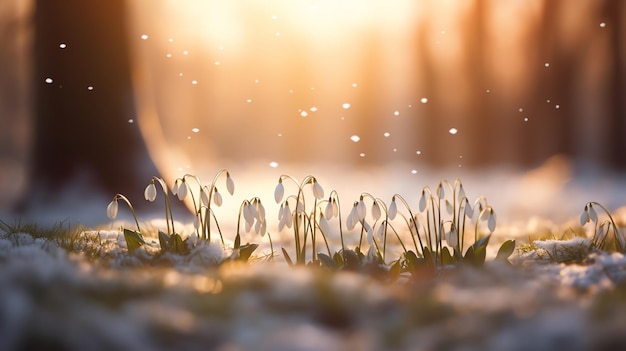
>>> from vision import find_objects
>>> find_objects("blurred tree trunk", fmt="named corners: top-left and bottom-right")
top-left (25, 0), bottom-right (158, 210)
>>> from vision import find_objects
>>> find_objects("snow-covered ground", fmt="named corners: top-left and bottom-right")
top-left (2, 228), bottom-right (626, 351)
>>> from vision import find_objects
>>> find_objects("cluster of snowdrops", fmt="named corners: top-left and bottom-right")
top-left (106, 169), bottom-right (625, 279)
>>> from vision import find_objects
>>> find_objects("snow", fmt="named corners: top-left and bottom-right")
top-left (2, 227), bottom-right (626, 350)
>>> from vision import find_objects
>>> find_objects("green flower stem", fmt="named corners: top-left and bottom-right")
top-left (114, 194), bottom-right (141, 233)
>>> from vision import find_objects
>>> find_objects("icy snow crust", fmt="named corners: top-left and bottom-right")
top-left (2, 231), bottom-right (626, 350)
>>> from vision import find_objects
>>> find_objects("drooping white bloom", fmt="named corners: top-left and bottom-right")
top-left (319, 215), bottom-right (330, 235)
top-left (371, 200), bottom-right (381, 221)
top-left (172, 179), bottom-right (180, 196)
top-left (375, 222), bottom-right (385, 240)
top-left (226, 172), bottom-right (235, 195)
top-left (464, 199), bottom-right (474, 218)
top-left (419, 190), bottom-right (428, 212)
top-left (312, 179), bottom-right (324, 200)
top-left (201, 187), bottom-right (210, 206)
top-left (313, 179), bottom-right (324, 200)
top-left (177, 180), bottom-right (188, 201)
top-left (254, 198), bottom-right (266, 220)
top-left (436, 182), bottom-right (445, 199)
top-left (144, 182), bottom-right (157, 202)
top-left (213, 188), bottom-right (223, 206)
top-left (243, 202), bottom-right (255, 226)
top-left (446, 224), bottom-right (458, 249)
top-left (487, 207), bottom-right (497, 233)
top-left (274, 179), bottom-right (284, 203)
top-left (579, 203), bottom-right (598, 226)
top-left (346, 203), bottom-right (359, 231)
top-left (388, 197), bottom-right (397, 220)
top-left (356, 198), bottom-right (366, 221)
top-left (458, 183), bottom-right (466, 200)
top-left (365, 222), bottom-right (374, 244)
top-left (324, 198), bottom-right (334, 220)
top-left (106, 198), bottom-right (119, 219)
top-left (332, 199), bottom-right (339, 218)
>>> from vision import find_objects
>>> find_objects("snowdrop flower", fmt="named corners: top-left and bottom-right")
top-left (226, 172), bottom-right (235, 195)
top-left (254, 198), bottom-right (266, 219)
top-left (172, 178), bottom-right (188, 201)
top-left (419, 189), bottom-right (428, 212)
top-left (144, 181), bottom-right (157, 202)
top-left (243, 202), bottom-right (255, 226)
top-left (579, 203), bottom-right (598, 226)
top-left (201, 186), bottom-right (210, 206)
top-left (464, 198), bottom-right (474, 218)
top-left (324, 197), bottom-right (334, 220)
top-left (445, 223), bottom-right (458, 249)
top-left (213, 188), bottom-right (223, 207)
top-left (375, 222), bottom-right (385, 241)
top-left (371, 200), bottom-right (381, 221)
top-left (346, 202), bottom-right (359, 231)
top-left (436, 182), bottom-right (445, 199)
top-left (278, 201), bottom-right (293, 231)
top-left (388, 197), bottom-right (398, 220)
top-left (364, 221), bottom-right (374, 244)
top-left (481, 207), bottom-right (497, 233)
top-left (274, 178), bottom-right (284, 203)
top-left (356, 196), bottom-right (366, 221)
top-left (458, 183), bottom-right (466, 200)
top-left (319, 214), bottom-right (330, 235)
top-left (107, 198), bottom-right (119, 219)
top-left (312, 179), bottom-right (324, 200)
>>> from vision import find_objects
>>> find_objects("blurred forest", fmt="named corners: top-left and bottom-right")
top-left (0, 0), bottom-right (625, 213)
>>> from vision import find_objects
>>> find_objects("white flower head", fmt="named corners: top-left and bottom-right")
top-left (274, 179), bottom-right (284, 203)
top-left (226, 172), bottom-right (235, 195)
top-left (106, 197), bottom-right (119, 219)
top-left (254, 198), bottom-right (266, 221)
top-left (312, 179), bottom-right (324, 200)
top-left (357, 197), bottom-right (366, 221)
top-left (419, 190), bottom-right (428, 212)
top-left (177, 179), bottom-right (188, 201)
top-left (365, 221), bottom-right (374, 244)
top-left (388, 197), bottom-right (398, 220)
top-left (324, 198), bottom-right (334, 220)
top-left (319, 215), bottom-right (330, 235)
top-left (446, 224), bottom-right (458, 249)
top-left (172, 178), bottom-right (180, 196)
top-left (436, 182), bottom-right (445, 199)
top-left (579, 203), bottom-right (598, 226)
top-left (372, 200), bottom-right (382, 221)
top-left (210, 188), bottom-right (221, 206)
top-left (464, 199), bottom-right (474, 218)
top-left (346, 203), bottom-right (359, 230)
top-left (144, 181), bottom-right (157, 202)
top-left (201, 186), bottom-right (210, 206)
top-left (243, 202), bottom-right (255, 226)
top-left (487, 207), bottom-right (497, 233)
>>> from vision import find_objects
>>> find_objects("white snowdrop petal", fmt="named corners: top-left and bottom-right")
top-left (106, 199), bottom-right (118, 219)
top-left (312, 180), bottom-right (324, 200)
top-left (144, 183), bottom-right (157, 202)
top-left (226, 174), bottom-right (235, 195)
top-left (388, 199), bottom-right (397, 220)
top-left (274, 182), bottom-right (284, 203)
top-left (372, 201), bottom-right (381, 221)
top-left (213, 190), bottom-right (223, 207)
top-left (357, 200), bottom-right (367, 221)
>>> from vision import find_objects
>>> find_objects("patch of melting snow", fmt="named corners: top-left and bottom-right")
top-left (3, 230), bottom-right (626, 350)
